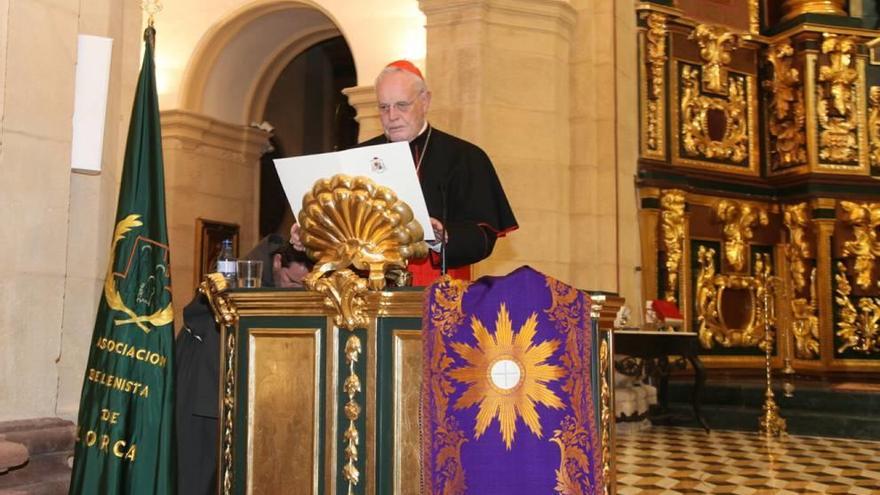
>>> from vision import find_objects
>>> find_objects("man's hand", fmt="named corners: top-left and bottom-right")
top-left (272, 253), bottom-right (309, 288)
top-left (289, 223), bottom-right (305, 251)
top-left (430, 217), bottom-right (448, 243)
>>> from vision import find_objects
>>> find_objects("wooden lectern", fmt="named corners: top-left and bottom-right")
top-left (201, 175), bottom-right (619, 495)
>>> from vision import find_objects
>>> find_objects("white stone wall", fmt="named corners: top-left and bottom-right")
top-left (0, 0), bottom-right (141, 420)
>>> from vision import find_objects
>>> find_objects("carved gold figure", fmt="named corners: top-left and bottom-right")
top-left (715, 200), bottom-right (768, 272)
top-left (817, 34), bottom-right (859, 164)
top-left (783, 202), bottom-right (812, 292)
top-left (680, 65), bottom-right (750, 163)
top-left (869, 87), bottom-right (880, 168)
top-left (840, 201), bottom-right (880, 290)
top-left (835, 262), bottom-right (880, 354)
top-left (765, 43), bottom-right (807, 171)
top-left (645, 13), bottom-right (667, 154)
top-left (298, 174), bottom-right (428, 290)
top-left (690, 24), bottom-right (740, 95)
top-left (660, 190), bottom-right (686, 303)
top-left (791, 268), bottom-right (820, 359)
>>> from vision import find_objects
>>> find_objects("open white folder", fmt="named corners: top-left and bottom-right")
top-left (273, 142), bottom-right (435, 241)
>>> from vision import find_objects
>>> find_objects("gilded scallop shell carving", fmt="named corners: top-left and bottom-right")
top-left (298, 174), bottom-right (428, 289)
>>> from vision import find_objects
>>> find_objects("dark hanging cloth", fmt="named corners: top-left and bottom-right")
top-left (174, 294), bottom-right (219, 495)
top-left (360, 125), bottom-right (518, 269)
top-left (175, 236), bottom-right (297, 495)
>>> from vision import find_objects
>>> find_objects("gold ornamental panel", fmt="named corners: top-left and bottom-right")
top-left (248, 329), bottom-right (322, 495)
top-left (834, 262), bottom-right (880, 354)
top-left (696, 246), bottom-right (772, 349)
top-left (671, 61), bottom-right (759, 176)
top-left (840, 201), bottom-right (880, 291)
top-left (392, 330), bottom-right (422, 495)
top-left (869, 87), bottom-right (880, 169)
top-left (810, 34), bottom-right (869, 173)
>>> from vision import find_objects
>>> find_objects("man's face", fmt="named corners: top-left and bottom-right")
top-left (377, 71), bottom-right (430, 142)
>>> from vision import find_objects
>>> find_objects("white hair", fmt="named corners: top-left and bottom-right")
top-left (375, 65), bottom-right (428, 94)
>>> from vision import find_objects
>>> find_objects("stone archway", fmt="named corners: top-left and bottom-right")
top-left (163, 1), bottom-right (356, 317)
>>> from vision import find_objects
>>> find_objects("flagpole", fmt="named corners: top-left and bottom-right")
top-left (68, 1), bottom-right (175, 493)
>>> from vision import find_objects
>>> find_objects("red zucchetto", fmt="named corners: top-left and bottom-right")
top-left (386, 59), bottom-right (424, 80)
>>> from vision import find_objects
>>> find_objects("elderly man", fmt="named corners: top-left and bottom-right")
top-left (292, 60), bottom-right (518, 285)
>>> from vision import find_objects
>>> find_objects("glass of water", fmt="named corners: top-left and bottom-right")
top-left (236, 260), bottom-right (263, 288)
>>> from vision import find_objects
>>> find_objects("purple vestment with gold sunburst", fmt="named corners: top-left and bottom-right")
top-left (421, 266), bottom-right (605, 494)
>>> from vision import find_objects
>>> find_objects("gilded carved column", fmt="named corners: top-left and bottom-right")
top-left (765, 42), bottom-right (807, 174)
top-left (660, 190), bottom-right (686, 303)
top-left (641, 12), bottom-right (667, 159)
top-left (638, 188), bottom-right (661, 311)
top-left (811, 198), bottom-right (837, 363)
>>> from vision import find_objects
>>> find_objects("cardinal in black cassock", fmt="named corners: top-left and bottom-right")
top-left (362, 60), bottom-right (518, 285)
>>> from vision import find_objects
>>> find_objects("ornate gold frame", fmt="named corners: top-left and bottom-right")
top-left (670, 59), bottom-right (760, 176)
top-left (696, 245), bottom-right (773, 349)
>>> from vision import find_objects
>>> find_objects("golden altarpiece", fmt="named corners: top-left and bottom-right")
top-left (199, 176), bottom-right (619, 494)
top-left (637, 0), bottom-right (880, 378)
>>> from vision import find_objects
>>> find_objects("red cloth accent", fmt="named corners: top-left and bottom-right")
top-left (478, 222), bottom-right (519, 238)
top-left (386, 59), bottom-right (424, 80)
top-left (651, 299), bottom-right (683, 321)
top-left (409, 256), bottom-right (470, 286)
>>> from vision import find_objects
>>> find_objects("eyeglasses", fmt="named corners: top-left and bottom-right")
top-left (378, 92), bottom-right (424, 114)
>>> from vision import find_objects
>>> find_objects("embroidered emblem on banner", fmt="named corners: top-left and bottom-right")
top-left (103, 214), bottom-right (173, 333)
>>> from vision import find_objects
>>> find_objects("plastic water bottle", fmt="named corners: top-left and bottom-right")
top-left (216, 239), bottom-right (237, 287)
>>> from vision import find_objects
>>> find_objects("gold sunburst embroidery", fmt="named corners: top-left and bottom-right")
top-left (448, 303), bottom-right (566, 450)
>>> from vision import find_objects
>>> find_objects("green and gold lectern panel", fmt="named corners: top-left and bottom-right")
top-left (211, 287), bottom-right (426, 495)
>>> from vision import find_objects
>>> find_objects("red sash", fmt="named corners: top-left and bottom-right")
top-left (409, 255), bottom-right (471, 286)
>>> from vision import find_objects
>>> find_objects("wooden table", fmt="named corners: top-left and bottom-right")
top-left (613, 330), bottom-right (709, 432)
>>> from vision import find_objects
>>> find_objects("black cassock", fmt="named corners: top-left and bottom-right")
top-left (175, 294), bottom-right (219, 495)
top-left (360, 125), bottom-right (518, 268)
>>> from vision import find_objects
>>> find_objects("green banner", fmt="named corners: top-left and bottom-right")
top-left (69, 26), bottom-right (175, 495)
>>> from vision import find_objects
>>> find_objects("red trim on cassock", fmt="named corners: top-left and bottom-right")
top-left (477, 222), bottom-right (519, 238)
top-left (409, 256), bottom-right (471, 286)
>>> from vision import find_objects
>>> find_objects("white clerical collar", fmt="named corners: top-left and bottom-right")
top-left (410, 121), bottom-right (429, 142)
